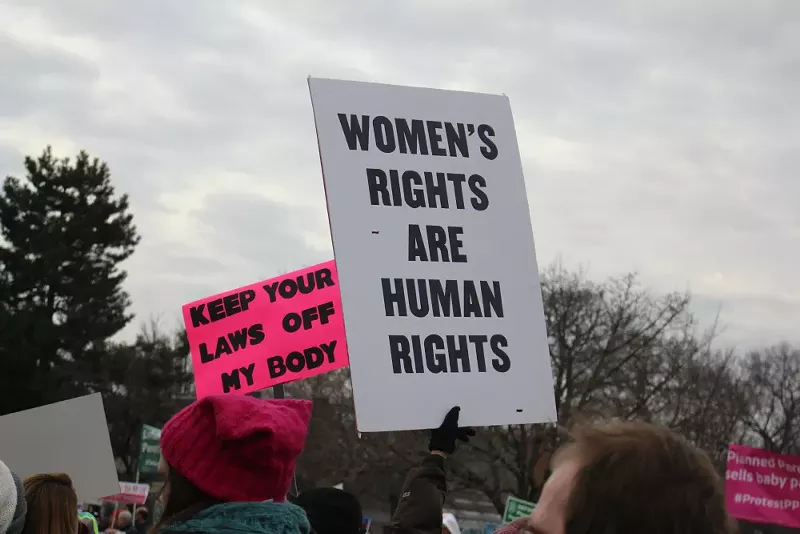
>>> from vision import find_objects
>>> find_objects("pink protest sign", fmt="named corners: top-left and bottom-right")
top-left (182, 260), bottom-right (348, 398)
top-left (726, 444), bottom-right (800, 527)
top-left (103, 482), bottom-right (150, 505)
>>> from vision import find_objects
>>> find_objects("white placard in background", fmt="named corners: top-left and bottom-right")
top-left (0, 393), bottom-right (120, 500)
top-left (309, 77), bottom-right (556, 432)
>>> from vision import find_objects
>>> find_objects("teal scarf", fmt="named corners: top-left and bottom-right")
top-left (160, 502), bottom-right (309, 534)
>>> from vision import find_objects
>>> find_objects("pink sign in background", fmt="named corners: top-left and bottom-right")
top-left (103, 482), bottom-right (150, 505)
top-left (182, 260), bottom-right (348, 398)
top-left (726, 443), bottom-right (800, 528)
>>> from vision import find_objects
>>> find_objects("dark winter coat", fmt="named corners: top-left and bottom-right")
top-left (386, 454), bottom-right (447, 534)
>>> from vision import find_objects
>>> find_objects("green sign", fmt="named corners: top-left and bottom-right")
top-left (138, 424), bottom-right (162, 474)
top-left (502, 495), bottom-right (536, 524)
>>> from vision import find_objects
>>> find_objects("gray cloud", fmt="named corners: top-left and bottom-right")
top-left (0, 0), bottom-right (797, 349)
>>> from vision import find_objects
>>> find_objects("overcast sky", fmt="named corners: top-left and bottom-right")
top-left (1, 1), bottom-right (797, 350)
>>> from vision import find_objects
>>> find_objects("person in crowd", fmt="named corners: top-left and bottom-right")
top-left (133, 508), bottom-right (148, 534)
top-left (150, 394), bottom-right (313, 534)
top-left (98, 503), bottom-right (117, 532)
top-left (0, 459), bottom-right (26, 534)
top-left (113, 510), bottom-right (135, 534)
top-left (386, 406), bottom-right (475, 534)
top-left (441, 513), bottom-right (460, 534)
top-left (495, 421), bottom-right (736, 534)
top-left (21, 473), bottom-right (78, 534)
top-left (78, 512), bottom-right (99, 534)
top-left (293, 487), bottom-right (363, 534)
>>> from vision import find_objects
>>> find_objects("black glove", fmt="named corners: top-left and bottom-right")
top-left (428, 406), bottom-right (476, 454)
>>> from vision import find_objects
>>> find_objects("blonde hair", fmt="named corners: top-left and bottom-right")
top-left (22, 473), bottom-right (79, 534)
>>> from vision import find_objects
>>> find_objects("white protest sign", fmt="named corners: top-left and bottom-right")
top-left (0, 393), bottom-right (120, 500)
top-left (308, 78), bottom-right (555, 432)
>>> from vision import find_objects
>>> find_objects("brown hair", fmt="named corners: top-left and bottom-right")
top-left (151, 463), bottom-right (221, 533)
top-left (560, 421), bottom-right (736, 534)
top-left (22, 473), bottom-right (79, 534)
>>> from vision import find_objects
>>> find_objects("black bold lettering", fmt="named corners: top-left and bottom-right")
top-left (207, 298), bottom-right (225, 321)
top-left (424, 334), bottom-right (447, 373)
top-left (406, 279), bottom-right (430, 318)
top-left (478, 124), bottom-right (498, 160)
top-left (408, 224), bottom-right (428, 262)
top-left (199, 342), bottom-right (214, 363)
top-left (315, 268), bottom-right (335, 289)
top-left (283, 312), bottom-right (302, 333)
top-left (222, 293), bottom-right (241, 315)
top-left (490, 334), bottom-right (511, 372)
top-left (463, 281), bottom-right (483, 318)
top-left (221, 369), bottom-right (241, 393)
top-left (189, 304), bottom-right (210, 327)
top-left (447, 335), bottom-right (471, 372)
top-left (426, 225), bottom-right (449, 262)
top-left (382, 278), bottom-right (407, 316)
top-left (239, 363), bottom-right (256, 386)
top-left (424, 171), bottom-right (449, 209)
top-left (267, 356), bottom-right (286, 378)
top-left (469, 335), bottom-right (489, 372)
top-left (481, 281), bottom-right (504, 318)
top-left (446, 173), bottom-right (467, 209)
top-left (411, 335), bottom-right (424, 373)
top-left (445, 122), bottom-right (469, 157)
top-left (304, 347), bottom-right (324, 370)
top-left (227, 327), bottom-right (248, 351)
top-left (248, 323), bottom-right (265, 345)
top-left (468, 174), bottom-right (489, 211)
top-left (388, 169), bottom-right (403, 206)
top-left (402, 171), bottom-right (426, 208)
top-left (427, 121), bottom-right (447, 156)
top-left (321, 340), bottom-right (337, 363)
top-left (338, 113), bottom-right (370, 151)
top-left (373, 116), bottom-right (396, 153)
top-left (262, 282), bottom-right (278, 303)
top-left (240, 290), bottom-right (256, 310)
top-left (301, 306), bottom-right (319, 330)
top-left (297, 273), bottom-right (315, 295)
top-left (318, 301), bottom-right (336, 325)
top-left (389, 335), bottom-right (412, 374)
top-left (366, 168), bottom-right (390, 206)
top-left (215, 335), bottom-right (233, 357)
top-left (396, 118), bottom-right (429, 155)
top-left (286, 351), bottom-right (305, 373)
top-left (430, 279), bottom-right (462, 317)
top-left (447, 226), bottom-right (467, 263)
top-left (278, 279), bottom-right (297, 299)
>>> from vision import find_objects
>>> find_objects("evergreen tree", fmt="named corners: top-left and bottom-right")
top-left (0, 147), bottom-right (140, 413)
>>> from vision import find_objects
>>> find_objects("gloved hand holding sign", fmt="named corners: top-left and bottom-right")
top-left (429, 406), bottom-right (476, 456)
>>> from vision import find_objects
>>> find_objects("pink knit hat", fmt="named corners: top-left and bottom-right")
top-left (160, 395), bottom-right (312, 503)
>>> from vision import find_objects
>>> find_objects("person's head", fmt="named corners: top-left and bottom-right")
top-left (154, 395), bottom-right (312, 531)
top-left (0, 459), bottom-right (27, 534)
top-left (442, 513), bottom-right (460, 534)
top-left (134, 509), bottom-right (148, 525)
top-left (293, 488), bottom-right (362, 534)
top-left (527, 421), bottom-right (735, 534)
top-left (21, 473), bottom-right (78, 534)
top-left (116, 511), bottom-right (132, 529)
